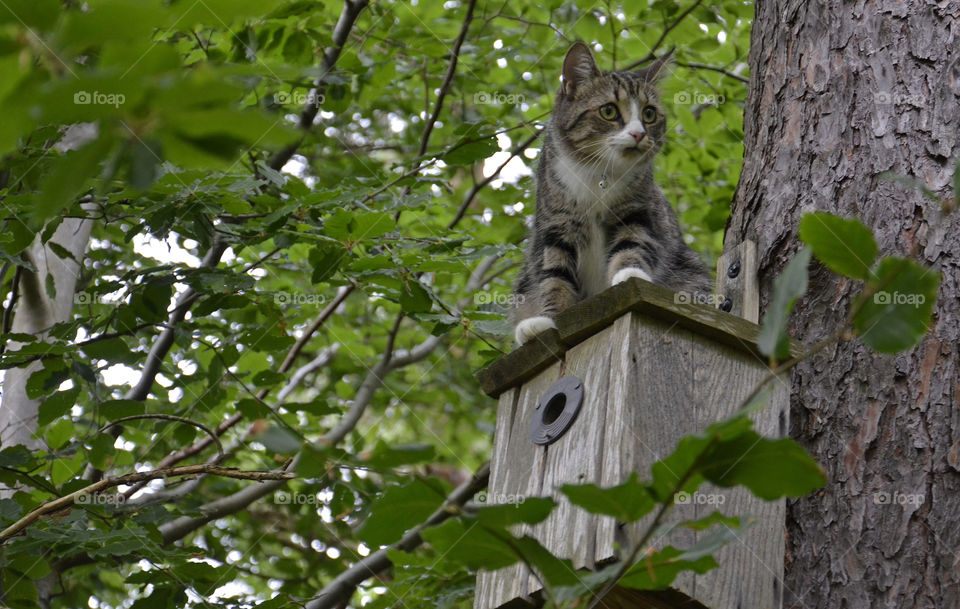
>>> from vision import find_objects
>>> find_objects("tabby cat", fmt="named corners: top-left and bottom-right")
top-left (513, 42), bottom-right (712, 344)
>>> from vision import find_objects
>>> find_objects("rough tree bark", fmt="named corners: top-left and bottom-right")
top-left (727, 2), bottom-right (959, 607)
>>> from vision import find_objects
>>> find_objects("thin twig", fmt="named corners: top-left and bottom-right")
top-left (269, 0), bottom-right (370, 171)
top-left (0, 465), bottom-right (294, 543)
top-left (99, 415), bottom-right (224, 460)
top-left (678, 60), bottom-right (749, 83)
top-left (624, 0), bottom-right (704, 70)
top-left (447, 129), bottom-right (542, 229)
top-left (417, 0), bottom-right (478, 156)
top-left (304, 462), bottom-right (490, 609)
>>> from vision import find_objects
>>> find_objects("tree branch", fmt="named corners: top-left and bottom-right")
top-left (678, 60), bottom-right (749, 83)
top-left (126, 239), bottom-right (228, 402)
top-left (417, 0), bottom-right (478, 156)
top-left (98, 414), bottom-right (224, 460)
top-left (268, 0), bottom-right (371, 171)
top-left (125, 286), bottom-right (353, 487)
top-left (447, 128), bottom-right (542, 229)
top-left (304, 462), bottom-right (491, 609)
top-left (0, 465), bottom-right (294, 544)
top-left (624, 0), bottom-right (704, 70)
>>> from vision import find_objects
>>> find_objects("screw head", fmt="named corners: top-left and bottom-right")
top-left (720, 297), bottom-right (733, 312)
top-left (727, 260), bottom-right (741, 279)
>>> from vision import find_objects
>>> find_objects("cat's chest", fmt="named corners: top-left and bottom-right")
top-left (577, 218), bottom-right (608, 297)
top-left (551, 148), bottom-right (631, 213)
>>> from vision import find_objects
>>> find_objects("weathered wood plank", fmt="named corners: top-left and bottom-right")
top-left (475, 362), bottom-right (563, 609)
top-left (716, 239), bottom-right (760, 323)
top-left (475, 387), bottom-right (522, 609)
top-left (479, 277), bottom-right (796, 398)
top-left (533, 324), bottom-right (617, 570)
top-left (477, 328), bottom-right (563, 398)
top-left (605, 314), bottom-right (700, 595)
top-left (689, 330), bottom-right (789, 609)
top-left (687, 330), bottom-right (786, 609)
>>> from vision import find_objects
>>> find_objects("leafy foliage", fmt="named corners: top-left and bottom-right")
top-left (0, 1), bottom-right (939, 608)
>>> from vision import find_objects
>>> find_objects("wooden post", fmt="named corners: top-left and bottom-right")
top-left (476, 244), bottom-right (787, 609)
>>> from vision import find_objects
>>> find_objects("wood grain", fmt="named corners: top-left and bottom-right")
top-left (478, 277), bottom-right (796, 398)
top-left (716, 239), bottom-right (759, 323)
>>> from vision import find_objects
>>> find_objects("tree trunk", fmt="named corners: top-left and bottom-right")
top-left (0, 124), bottom-right (98, 460)
top-left (727, 2), bottom-right (960, 607)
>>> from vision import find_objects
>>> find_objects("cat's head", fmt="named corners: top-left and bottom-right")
top-left (551, 42), bottom-right (672, 171)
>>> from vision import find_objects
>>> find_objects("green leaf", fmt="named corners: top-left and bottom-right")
top-left (420, 518), bottom-right (517, 570)
top-left (128, 139), bottom-right (162, 190)
top-left (444, 135), bottom-right (499, 165)
top-left (358, 478), bottom-right (447, 547)
top-left (855, 257), bottom-right (939, 353)
top-left (46, 418), bottom-right (75, 450)
top-left (309, 242), bottom-right (344, 283)
top-left (39, 386), bottom-right (80, 426)
top-left (700, 430), bottom-right (826, 500)
top-left (8, 552), bottom-right (51, 579)
top-left (257, 426), bottom-right (301, 454)
top-left (51, 454), bottom-right (85, 484)
top-left (561, 472), bottom-right (655, 522)
top-left (757, 246), bottom-right (811, 360)
top-left (26, 364), bottom-right (69, 400)
top-left (0, 0), bottom-right (60, 30)
top-left (399, 280), bottom-right (432, 313)
top-left (31, 136), bottom-right (114, 223)
top-left (359, 441), bottom-right (437, 469)
top-left (798, 212), bottom-right (877, 279)
top-left (618, 545), bottom-right (717, 590)
top-left (472, 496), bottom-right (555, 527)
top-left (80, 337), bottom-right (130, 362)
top-left (86, 433), bottom-right (117, 470)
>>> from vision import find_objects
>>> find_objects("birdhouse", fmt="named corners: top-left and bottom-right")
top-left (474, 241), bottom-right (789, 609)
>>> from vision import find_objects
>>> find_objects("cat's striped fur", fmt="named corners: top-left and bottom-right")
top-left (513, 42), bottom-right (712, 344)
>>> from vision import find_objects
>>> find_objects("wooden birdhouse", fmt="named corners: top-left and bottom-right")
top-left (474, 241), bottom-right (790, 609)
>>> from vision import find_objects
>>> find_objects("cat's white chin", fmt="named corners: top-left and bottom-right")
top-left (515, 316), bottom-right (557, 345)
top-left (611, 267), bottom-right (652, 285)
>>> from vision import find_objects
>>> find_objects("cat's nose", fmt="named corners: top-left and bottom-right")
top-left (628, 131), bottom-right (645, 143)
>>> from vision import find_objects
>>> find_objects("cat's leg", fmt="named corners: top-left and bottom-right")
top-left (515, 223), bottom-right (581, 344)
top-left (604, 208), bottom-right (659, 286)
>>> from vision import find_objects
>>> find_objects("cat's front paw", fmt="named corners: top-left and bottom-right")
top-left (611, 267), bottom-right (651, 286)
top-left (515, 316), bottom-right (557, 345)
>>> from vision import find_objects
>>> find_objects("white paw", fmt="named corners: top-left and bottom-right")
top-left (611, 267), bottom-right (651, 286)
top-left (515, 316), bottom-right (557, 345)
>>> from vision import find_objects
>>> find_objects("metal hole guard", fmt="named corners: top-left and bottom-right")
top-left (529, 376), bottom-right (585, 445)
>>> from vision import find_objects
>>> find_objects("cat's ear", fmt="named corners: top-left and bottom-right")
top-left (635, 47), bottom-right (674, 83)
top-left (562, 42), bottom-right (600, 96)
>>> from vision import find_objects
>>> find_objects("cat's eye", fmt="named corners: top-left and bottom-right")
top-left (599, 103), bottom-right (619, 120)
top-left (641, 105), bottom-right (658, 123)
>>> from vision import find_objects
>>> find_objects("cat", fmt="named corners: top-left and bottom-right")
top-left (512, 42), bottom-right (712, 345)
